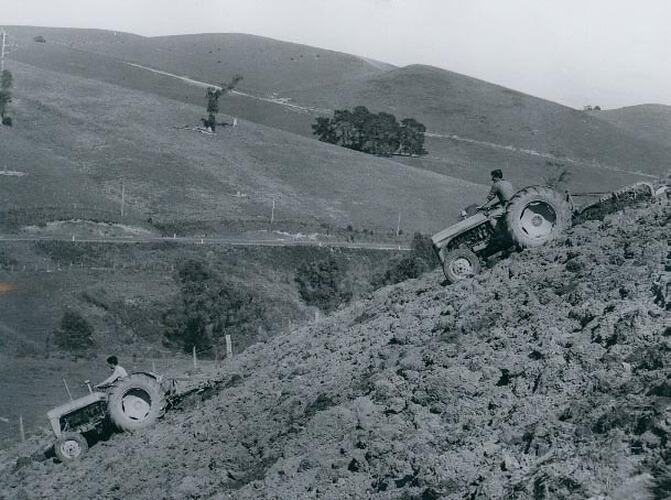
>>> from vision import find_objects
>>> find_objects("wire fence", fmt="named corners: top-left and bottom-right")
top-left (0, 205), bottom-right (129, 227)
top-left (0, 262), bottom-right (179, 274)
top-left (0, 203), bottom-right (412, 241)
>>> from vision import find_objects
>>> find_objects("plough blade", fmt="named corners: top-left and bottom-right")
top-left (576, 182), bottom-right (655, 222)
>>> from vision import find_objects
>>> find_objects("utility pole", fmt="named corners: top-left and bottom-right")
top-left (0, 30), bottom-right (17, 74)
top-left (1, 30), bottom-right (6, 73)
top-left (120, 180), bottom-right (125, 218)
top-left (270, 198), bottom-right (275, 228)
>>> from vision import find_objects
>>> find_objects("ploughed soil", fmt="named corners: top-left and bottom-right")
top-left (1, 200), bottom-right (669, 499)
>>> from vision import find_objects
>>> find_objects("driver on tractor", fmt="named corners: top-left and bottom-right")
top-left (478, 169), bottom-right (515, 248)
top-left (95, 356), bottom-right (128, 390)
top-left (479, 169), bottom-right (515, 210)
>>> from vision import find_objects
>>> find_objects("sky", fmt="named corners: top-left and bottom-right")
top-left (4, 0), bottom-right (670, 109)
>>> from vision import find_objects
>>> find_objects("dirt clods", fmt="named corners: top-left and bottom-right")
top-left (0, 202), bottom-right (669, 499)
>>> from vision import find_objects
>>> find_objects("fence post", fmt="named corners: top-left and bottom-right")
top-left (151, 360), bottom-right (157, 374)
top-left (192, 345), bottom-right (198, 370)
top-left (225, 335), bottom-right (233, 358)
top-left (63, 378), bottom-right (73, 401)
top-left (19, 414), bottom-right (25, 442)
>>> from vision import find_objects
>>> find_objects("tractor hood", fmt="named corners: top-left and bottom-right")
top-left (47, 392), bottom-right (107, 420)
top-left (431, 213), bottom-right (489, 249)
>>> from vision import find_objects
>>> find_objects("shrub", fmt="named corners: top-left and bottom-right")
top-left (1, 116), bottom-right (11, 127)
top-left (295, 254), bottom-right (352, 313)
top-left (54, 310), bottom-right (95, 351)
top-left (371, 232), bottom-right (439, 287)
top-left (164, 259), bottom-right (268, 353)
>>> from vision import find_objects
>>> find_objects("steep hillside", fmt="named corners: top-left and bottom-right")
top-left (589, 104), bottom-right (671, 147)
top-left (1, 60), bottom-right (485, 234)
top-left (0, 239), bottom-right (403, 447)
top-left (2, 198), bottom-right (668, 499)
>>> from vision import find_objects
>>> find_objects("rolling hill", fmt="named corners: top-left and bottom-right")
top-left (289, 65), bottom-right (671, 183)
top-left (1, 59), bottom-right (485, 234)
top-left (5, 26), bottom-right (394, 95)
top-left (5, 26), bottom-right (668, 195)
top-left (589, 104), bottom-right (671, 147)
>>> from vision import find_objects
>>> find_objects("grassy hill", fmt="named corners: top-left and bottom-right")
top-left (1, 59), bottom-right (484, 234)
top-left (5, 26), bottom-right (394, 95)
top-left (589, 104), bottom-right (671, 147)
top-left (6, 27), bottom-right (666, 195)
top-left (290, 65), bottom-right (671, 184)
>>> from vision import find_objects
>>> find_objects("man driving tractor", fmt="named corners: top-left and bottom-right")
top-left (479, 169), bottom-right (515, 209)
top-left (95, 356), bottom-right (128, 389)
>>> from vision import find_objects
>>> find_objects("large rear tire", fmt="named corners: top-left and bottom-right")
top-left (108, 375), bottom-right (164, 432)
top-left (443, 248), bottom-right (481, 283)
top-left (505, 187), bottom-right (571, 248)
top-left (54, 432), bottom-right (88, 462)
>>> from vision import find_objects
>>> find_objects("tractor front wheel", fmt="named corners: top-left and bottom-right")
top-left (54, 432), bottom-right (88, 462)
top-left (443, 248), bottom-right (481, 283)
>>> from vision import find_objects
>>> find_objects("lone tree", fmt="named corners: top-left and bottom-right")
top-left (54, 310), bottom-right (95, 352)
top-left (294, 255), bottom-right (352, 313)
top-left (202, 74), bottom-right (243, 132)
top-left (0, 69), bottom-right (13, 126)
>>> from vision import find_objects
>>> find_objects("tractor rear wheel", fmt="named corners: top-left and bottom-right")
top-left (108, 375), bottom-right (164, 432)
top-left (54, 432), bottom-right (88, 462)
top-left (505, 187), bottom-right (571, 248)
top-left (443, 248), bottom-right (481, 283)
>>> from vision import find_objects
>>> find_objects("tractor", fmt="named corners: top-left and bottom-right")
top-left (47, 373), bottom-right (168, 462)
top-left (432, 182), bottom-right (658, 283)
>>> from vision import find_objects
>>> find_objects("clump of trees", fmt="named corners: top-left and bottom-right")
top-left (0, 69), bottom-right (13, 126)
top-left (312, 106), bottom-right (427, 157)
top-left (164, 259), bottom-right (267, 353)
top-left (295, 254), bottom-right (352, 313)
top-left (202, 74), bottom-right (243, 132)
top-left (371, 232), bottom-right (439, 288)
top-left (54, 310), bottom-right (95, 351)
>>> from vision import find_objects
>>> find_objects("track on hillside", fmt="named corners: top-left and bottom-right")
top-left (122, 61), bottom-right (657, 181)
top-left (0, 234), bottom-right (411, 251)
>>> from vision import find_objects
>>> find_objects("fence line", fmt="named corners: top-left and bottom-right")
top-left (0, 263), bottom-right (178, 274)
top-left (0, 203), bottom-right (413, 239)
